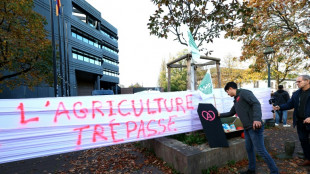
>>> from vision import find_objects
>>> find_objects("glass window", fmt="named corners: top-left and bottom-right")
top-left (72, 53), bottom-right (77, 59)
top-left (83, 37), bottom-right (88, 43)
top-left (72, 32), bottom-right (77, 38)
top-left (78, 55), bottom-right (83, 60)
top-left (89, 40), bottom-right (94, 46)
top-left (84, 57), bottom-right (89, 62)
top-left (77, 34), bottom-right (82, 40)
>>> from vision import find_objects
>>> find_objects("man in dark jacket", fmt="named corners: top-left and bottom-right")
top-left (273, 85), bottom-right (290, 127)
top-left (274, 75), bottom-right (310, 166)
top-left (219, 82), bottom-right (278, 174)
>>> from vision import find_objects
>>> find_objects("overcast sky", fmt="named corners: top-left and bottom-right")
top-left (86, 0), bottom-right (242, 87)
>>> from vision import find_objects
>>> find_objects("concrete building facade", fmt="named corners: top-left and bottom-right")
top-left (0, 0), bottom-right (119, 98)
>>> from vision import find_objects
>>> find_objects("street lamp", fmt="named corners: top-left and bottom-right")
top-left (263, 46), bottom-right (275, 88)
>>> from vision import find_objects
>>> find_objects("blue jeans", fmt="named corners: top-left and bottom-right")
top-left (275, 110), bottom-right (288, 124)
top-left (297, 120), bottom-right (310, 160)
top-left (244, 126), bottom-right (279, 174)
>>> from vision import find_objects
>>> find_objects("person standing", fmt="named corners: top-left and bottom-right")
top-left (273, 85), bottom-right (290, 127)
top-left (273, 75), bottom-right (310, 166)
top-left (219, 82), bottom-right (278, 174)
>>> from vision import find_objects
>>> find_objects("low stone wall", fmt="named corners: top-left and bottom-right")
top-left (141, 136), bottom-right (270, 174)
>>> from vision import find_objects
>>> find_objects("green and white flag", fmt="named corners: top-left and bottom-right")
top-left (198, 69), bottom-right (213, 99)
top-left (187, 29), bottom-right (200, 63)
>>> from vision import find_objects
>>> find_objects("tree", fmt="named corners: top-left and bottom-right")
top-left (129, 83), bottom-right (143, 88)
top-left (158, 59), bottom-right (168, 90)
top-left (148, 0), bottom-right (240, 54)
top-left (225, 0), bottom-right (310, 85)
top-left (158, 49), bottom-right (188, 91)
top-left (0, 0), bottom-right (53, 90)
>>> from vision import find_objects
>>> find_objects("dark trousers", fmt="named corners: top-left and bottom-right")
top-left (297, 120), bottom-right (310, 160)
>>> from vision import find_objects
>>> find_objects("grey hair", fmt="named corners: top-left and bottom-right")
top-left (300, 75), bottom-right (310, 83)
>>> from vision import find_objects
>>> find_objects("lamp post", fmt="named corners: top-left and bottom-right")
top-left (263, 46), bottom-right (276, 126)
top-left (263, 46), bottom-right (275, 88)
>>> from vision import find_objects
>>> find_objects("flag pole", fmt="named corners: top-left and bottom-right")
top-left (49, 0), bottom-right (58, 97)
top-left (61, 6), bottom-right (68, 96)
top-left (65, 22), bottom-right (71, 96)
top-left (57, 7), bottom-right (64, 97)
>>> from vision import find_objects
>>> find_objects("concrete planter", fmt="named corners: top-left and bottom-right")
top-left (141, 136), bottom-right (270, 174)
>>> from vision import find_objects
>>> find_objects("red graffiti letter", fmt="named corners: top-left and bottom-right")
top-left (153, 98), bottom-right (164, 113)
top-left (18, 103), bottom-right (39, 125)
top-left (158, 119), bottom-right (166, 134)
top-left (126, 121), bottom-right (137, 138)
top-left (73, 102), bottom-right (88, 119)
top-left (168, 115), bottom-right (177, 131)
top-left (147, 120), bottom-right (157, 137)
top-left (118, 100), bottom-right (131, 116)
top-left (137, 120), bottom-right (146, 138)
top-left (131, 99), bottom-right (144, 117)
top-left (54, 102), bottom-right (70, 123)
top-left (175, 97), bottom-right (185, 113)
top-left (164, 99), bottom-right (173, 112)
top-left (109, 119), bottom-right (124, 143)
top-left (186, 94), bottom-right (194, 110)
top-left (73, 125), bottom-right (90, 145)
top-left (93, 124), bottom-right (108, 142)
top-left (92, 101), bottom-right (104, 119)
top-left (106, 100), bottom-right (116, 116)
top-left (146, 99), bottom-right (156, 114)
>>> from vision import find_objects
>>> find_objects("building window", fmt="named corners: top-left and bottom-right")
top-left (103, 69), bottom-right (119, 77)
top-left (100, 26), bottom-right (118, 41)
top-left (102, 45), bottom-right (118, 55)
top-left (71, 29), bottom-right (118, 56)
top-left (72, 7), bottom-right (86, 23)
top-left (72, 49), bottom-right (102, 66)
top-left (87, 17), bottom-right (97, 28)
top-left (72, 53), bottom-right (77, 59)
top-left (103, 58), bottom-right (118, 66)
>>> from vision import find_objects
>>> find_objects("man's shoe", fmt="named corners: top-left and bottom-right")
top-left (275, 123), bottom-right (279, 126)
top-left (283, 124), bottom-right (291, 127)
top-left (240, 169), bottom-right (255, 174)
top-left (298, 160), bottom-right (310, 166)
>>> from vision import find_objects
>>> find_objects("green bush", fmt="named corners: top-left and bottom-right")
top-left (169, 131), bottom-right (207, 146)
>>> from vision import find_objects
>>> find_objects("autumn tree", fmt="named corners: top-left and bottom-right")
top-left (225, 0), bottom-right (310, 85)
top-left (0, 0), bottom-right (53, 90)
top-left (196, 55), bottom-right (262, 88)
top-left (148, 0), bottom-right (241, 54)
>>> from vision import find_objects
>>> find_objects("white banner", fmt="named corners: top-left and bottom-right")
top-left (0, 89), bottom-right (272, 164)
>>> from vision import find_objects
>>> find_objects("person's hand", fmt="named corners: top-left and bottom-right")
top-left (273, 105), bottom-right (280, 111)
top-left (253, 121), bottom-right (262, 130)
top-left (304, 118), bottom-right (310, 124)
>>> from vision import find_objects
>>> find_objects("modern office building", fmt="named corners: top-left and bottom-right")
top-left (0, 0), bottom-right (119, 98)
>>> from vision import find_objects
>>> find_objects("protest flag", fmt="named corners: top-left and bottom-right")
top-left (198, 69), bottom-right (215, 105)
top-left (55, 0), bottom-right (61, 16)
top-left (187, 29), bottom-right (200, 63)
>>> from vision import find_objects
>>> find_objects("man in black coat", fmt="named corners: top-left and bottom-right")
top-left (274, 75), bottom-right (310, 166)
top-left (219, 82), bottom-right (278, 174)
top-left (273, 85), bottom-right (290, 127)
